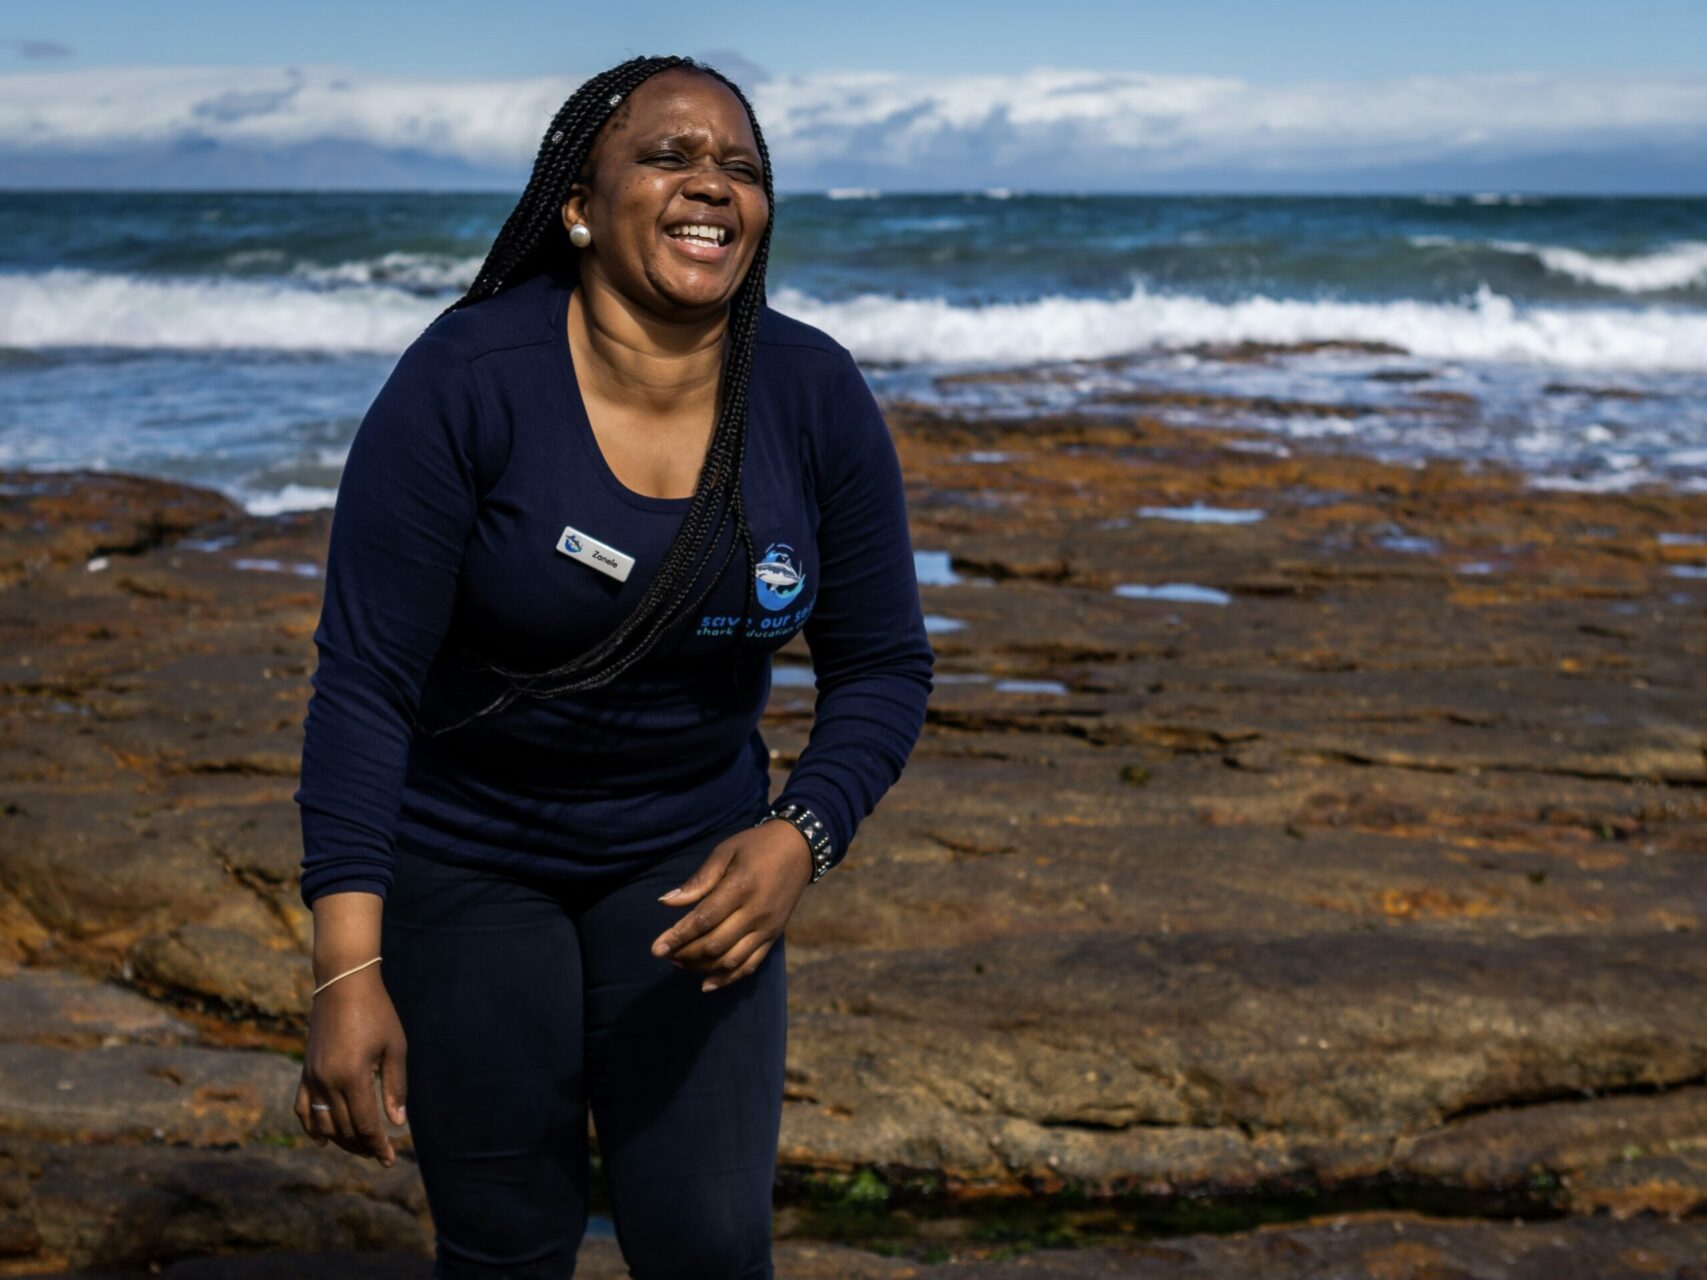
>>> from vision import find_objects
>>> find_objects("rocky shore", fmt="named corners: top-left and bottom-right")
top-left (1, 367), bottom-right (1704, 1276)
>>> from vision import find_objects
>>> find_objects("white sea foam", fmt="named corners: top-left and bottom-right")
top-left (6, 267), bottom-right (1707, 374)
top-left (291, 251), bottom-right (486, 291)
top-left (0, 267), bottom-right (434, 352)
top-left (1520, 239), bottom-right (1707, 292)
top-left (769, 280), bottom-right (1707, 373)
top-left (1412, 235), bottom-right (1707, 292)
top-left (243, 482), bottom-right (339, 515)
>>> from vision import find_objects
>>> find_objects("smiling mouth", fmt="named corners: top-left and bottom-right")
top-left (663, 223), bottom-right (734, 260)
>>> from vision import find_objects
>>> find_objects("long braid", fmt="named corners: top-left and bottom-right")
top-left (414, 55), bottom-right (775, 738)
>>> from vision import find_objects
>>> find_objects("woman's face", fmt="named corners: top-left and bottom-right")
top-left (562, 69), bottom-right (769, 320)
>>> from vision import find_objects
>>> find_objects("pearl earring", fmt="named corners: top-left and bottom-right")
top-left (568, 222), bottom-right (592, 249)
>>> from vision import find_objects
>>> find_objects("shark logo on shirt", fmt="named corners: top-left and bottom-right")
top-left (754, 542), bottom-right (806, 610)
top-left (693, 540), bottom-right (815, 639)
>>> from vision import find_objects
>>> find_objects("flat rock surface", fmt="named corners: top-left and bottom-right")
top-left (0, 384), bottom-right (1703, 1274)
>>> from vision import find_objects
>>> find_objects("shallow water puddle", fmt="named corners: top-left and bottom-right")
top-left (1136, 502), bottom-right (1266, 524)
top-left (1113, 582), bottom-right (1232, 605)
top-left (914, 550), bottom-right (963, 586)
top-left (232, 557), bottom-right (323, 578)
top-left (993, 678), bottom-right (1068, 694)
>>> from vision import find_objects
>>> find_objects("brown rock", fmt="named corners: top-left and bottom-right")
top-left (3, 388), bottom-right (1706, 1273)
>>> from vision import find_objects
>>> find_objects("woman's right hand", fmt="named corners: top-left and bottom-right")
top-left (294, 967), bottom-right (409, 1168)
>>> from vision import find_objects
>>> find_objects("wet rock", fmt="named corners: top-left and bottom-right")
top-left (0, 1041), bottom-right (300, 1146)
top-left (1, 398), bottom-right (1704, 1274)
top-left (0, 1133), bottom-right (426, 1272)
top-left (129, 923), bottom-right (313, 1020)
top-left (0, 968), bottom-right (194, 1045)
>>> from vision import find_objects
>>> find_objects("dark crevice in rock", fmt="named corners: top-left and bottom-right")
top-left (89, 513), bottom-right (193, 562)
top-left (922, 831), bottom-right (1020, 859)
top-left (926, 710), bottom-right (1103, 739)
top-left (113, 972), bottom-right (305, 1044)
top-left (171, 760), bottom-right (300, 778)
top-left (1, 676), bottom-right (104, 698)
top-left (1434, 1069), bottom-right (1707, 1127)
top-left (1311, 748), bottom-right (1707, 787)
top-left (207, 844), bottom-right (303, 955)
top-left (773, 1160), bottom-right (1580, 1234)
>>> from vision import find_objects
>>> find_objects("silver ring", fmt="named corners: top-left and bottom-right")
top-left (310, 1103), bottom-right (332, 1112)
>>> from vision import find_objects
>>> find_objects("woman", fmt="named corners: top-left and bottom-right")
top-left (289, 54), bottom-right (934, 1279)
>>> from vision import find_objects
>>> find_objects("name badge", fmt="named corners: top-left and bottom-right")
top-left (554, 524), bottom-right (636, 583)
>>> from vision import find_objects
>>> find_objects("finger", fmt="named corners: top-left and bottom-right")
top-left (698, 932), bottom-right (765, 990)
top-left (652, 867), bottom-right (744, 959)
top-left (705, 938), bottom-right (773, 992)
top-left (655, 878), bottom-right (754, 964)
top-left (328, 1084), bottom-right (360, 1153)
top-left (656, 844), bottom-right (735, 910)
top-left (294, 1079), bottom-right (311, 1138)
top-left (381, 1039), bottom-right (408, 1129)
top-left (346, 1072), bottom-right (396, 1167)
top-left (308, 1088), bottom-right (336, 1146)
top-left (669, 907), bottom-right (756, 970)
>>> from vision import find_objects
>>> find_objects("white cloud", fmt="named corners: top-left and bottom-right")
top-left (0, 61), bottom-right (1702, 188)
top-left (0, 63), bottom-right (574, 159)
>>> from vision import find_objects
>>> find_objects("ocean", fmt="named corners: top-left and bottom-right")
top-left (2, 189), bottom-right (1704, 513)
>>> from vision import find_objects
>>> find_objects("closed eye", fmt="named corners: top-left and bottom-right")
top-left (647, 152), bottom-right (759, 181)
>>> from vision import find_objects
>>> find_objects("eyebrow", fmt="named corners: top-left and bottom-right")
top-left (644, 131), bottom-right (758, 160)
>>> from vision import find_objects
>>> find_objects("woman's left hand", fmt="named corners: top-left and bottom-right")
top-left (649, 819), bottom-right (813, 992)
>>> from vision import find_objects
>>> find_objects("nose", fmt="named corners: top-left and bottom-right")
top-left (680, 161), bottom-right (736, 199)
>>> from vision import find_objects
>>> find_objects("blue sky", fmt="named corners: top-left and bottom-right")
top-left (9, 0), bottom-right (1707, 80)
top-left (3, 1), bottom-right (1705, 191)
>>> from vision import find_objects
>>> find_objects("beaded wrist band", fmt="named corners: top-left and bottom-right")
top-left (755, 802), bottom-right (835, 883)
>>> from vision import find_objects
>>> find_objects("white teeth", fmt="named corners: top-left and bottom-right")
top-left (667, 223), bottom-right (727, 245)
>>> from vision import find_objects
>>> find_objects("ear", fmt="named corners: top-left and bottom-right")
top-left (560, 182), bottom-right (591, 233)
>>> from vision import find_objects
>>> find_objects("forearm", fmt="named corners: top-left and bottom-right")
top-left (786, 347), bottom-right (936, 867)
top-left (774, 654), bottom-right (932, 862)
top-left (311, 891), bottom-right (385, 986)
top-left (294, 333), bottom-right (486, 913)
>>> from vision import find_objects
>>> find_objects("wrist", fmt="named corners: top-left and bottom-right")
top-left (755, 802), bottom-right (835, 883)
top-left (312, 945), bottom-right (383, 988)
top-left (312, 954), bottom-right (384, 996)
top-left (760, 818), bottom-right (815, 881)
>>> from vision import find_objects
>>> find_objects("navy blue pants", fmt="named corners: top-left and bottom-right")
top-left (379, 807), bottom-right (788, 1279)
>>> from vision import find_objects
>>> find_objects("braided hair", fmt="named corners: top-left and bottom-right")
top-left (415, 55), bottom-right (775, 739)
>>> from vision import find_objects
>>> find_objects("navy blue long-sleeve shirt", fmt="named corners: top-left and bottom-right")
top-left (293, 267), bottom-right (935, 908)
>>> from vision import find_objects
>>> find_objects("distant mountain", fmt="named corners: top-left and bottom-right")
top-left (2, 62), bottom-right (1702, 194)
top-left (0, 137), bottom-right (523, 191)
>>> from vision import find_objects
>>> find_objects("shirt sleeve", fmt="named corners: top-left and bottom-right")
top-left (293, 335), bottom-right (485, 908)
top-left (772, 348), bottom-right (935, 869)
